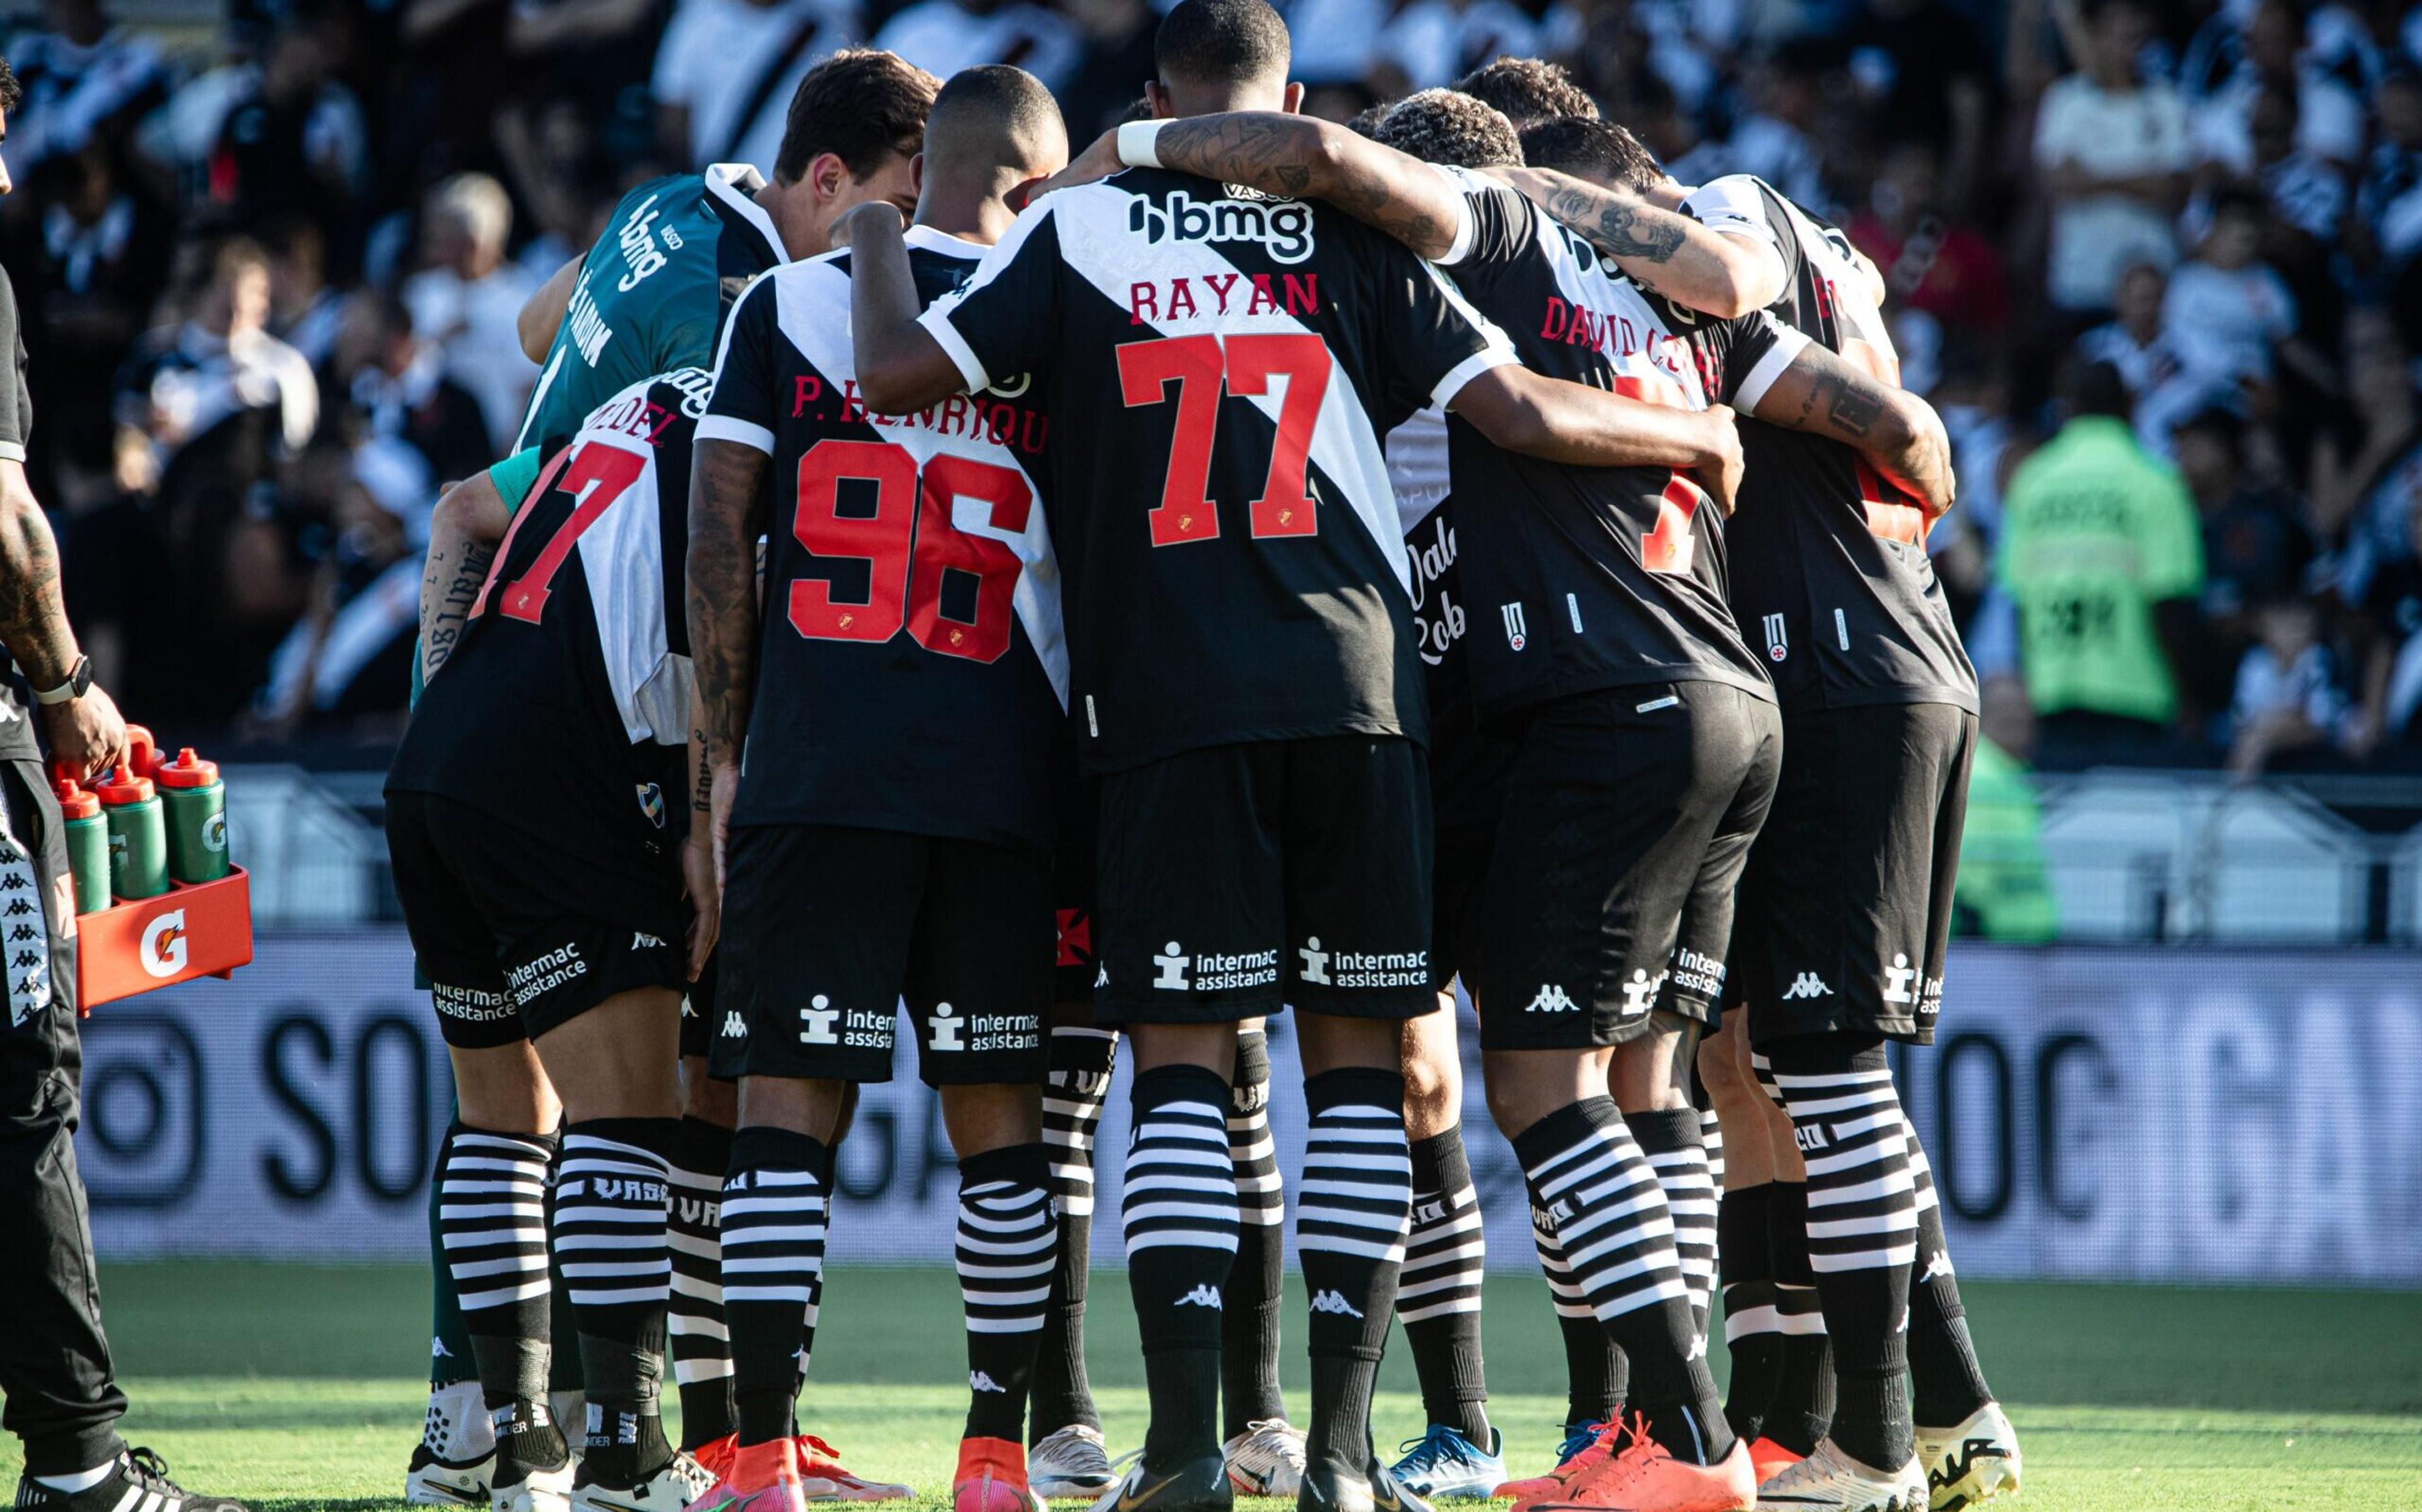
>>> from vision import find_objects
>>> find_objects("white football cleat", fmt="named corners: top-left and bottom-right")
top-left (1916, 1404), bottom-right (2021, 1511)
top-left (495, 1460), bottom-right (576, 1512)
top-left (1755, 1440), bottom-right (1926, 1512)
top-left (410, 1446), bottom-right (496, 1508)
top-left (1027, 1426), bottom-right (1119, 1500)
top-left (572, 1451), bottom-right (718, 1512)
top-left (412, 1382), bottom-right (499, 1506)
top-left (1222, 1420), bottom-right (1308, 1498)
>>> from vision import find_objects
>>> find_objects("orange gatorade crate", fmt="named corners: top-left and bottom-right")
top-left (76, 865), bottom-right (254, 1013)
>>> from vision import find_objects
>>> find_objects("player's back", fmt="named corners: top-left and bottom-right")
top-left (517, 167), bottom-right (789, 452)
top-left (918, 167), bottom-right (1517, 772)
top-left (391, 371), bottom-right (708, 860)
top-left (1689, 174), bottom-right (1976, 712)
top-left (701, 230), bottom-right (1068, 854)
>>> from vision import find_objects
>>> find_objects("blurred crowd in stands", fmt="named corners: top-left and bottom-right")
top-left (9, 0), bottom-right (2422, 776)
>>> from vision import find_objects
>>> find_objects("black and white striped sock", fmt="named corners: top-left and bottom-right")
top-left (1769, 1040), bottom-right (1916, 1470)
top-left (1533, 1208), bottom-right (1624, 1429)
top-left (1034, 1025), bottom-right (1115, 1439)
top-left (1514, 1100), bottom-right (1732, 1465)
top-left (1700, 1107), bottom-right (1725, 1192)
top-left (1630, 1109), bottom-right (1719, 1346)
top-left (1296, 1069), bottom-right (1411, 1474)
top-left (440, 1124), bottom-right (559, 1426)
top-left (1767, 1177), bottom-right (1834, 1455)
top-left (1398, 1126), bottom-right (1490, 1445)
top-left (722, 1128), bottom-right (830, 1448)
top-left (1900, 1108), bottom-right (1992, 1426)
top-left (555, 1120), bottom-right (679, 1480)
top-left (1717, 1185), bottom-right (1782, 1443)
top-left (1123, 1065), bottom-right (1239, 1469)
top-left (668, 1116), bottom-right (735, 1450)
top-left (958, 1143), bottom-right (1058, 1444)
top-left (1221, 1030), bottom-right (1287, 1437)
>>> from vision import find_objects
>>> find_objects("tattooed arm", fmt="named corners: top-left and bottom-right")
top-left (0, 458), bottom-right (125, 777)
top-left (420, 471), bottom-right (514, 685)
top-left (1111, 115), bottom-right (1472, 260)
top-left (1750, 343), bottom-right (1956, 516)
top-left (1491, 166), bottom-right (1786, 317)
top-left (685, 436), bottom-right (770, 889)
top-left (843, 204), bottom-right (971, 416)
top-left (682, 682), bottom-right (718, 978)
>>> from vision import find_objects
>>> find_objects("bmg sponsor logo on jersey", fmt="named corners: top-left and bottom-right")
top-left (1151, 940), bottom-right (1280, 992)
top-left (1129, 189), bottom-right (1316, 265)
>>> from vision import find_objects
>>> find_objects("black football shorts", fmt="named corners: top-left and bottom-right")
top-left (1053, 771), bottom-right (1100, 1007)
top-left (1733, 702), bottom-right (1975, 1047)
top-left (709, 823), bottom-right (1053, 1086)
top-left (1473, 682), bottom-right (1781, 1051)
top-left (680, 950), bottom-right (720, 1061)
top-left (1093, 735), bottom-right (1436, 1025)
top-left (1430, 823), bottom-right (1496, 996)
top-left (387, 791), bottom-right (688, 1049)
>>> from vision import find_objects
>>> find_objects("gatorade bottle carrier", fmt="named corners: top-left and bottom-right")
top-left (59, 724), bottom-right (253, 1015)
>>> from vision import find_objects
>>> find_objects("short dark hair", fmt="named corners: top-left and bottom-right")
top-left (1375, 90), bottom-right (1521, 169)
top-left (1155, 0), bottom-right (1290, 91)
top-left (774, 49), bottom-right (941, 187)
top-left (927, 65), bottom-right (1067, 177)
top-left (1345, 99), bottom-right (1395, 140)
top-left (1519, 117), bottom-right (1662, 193)
top-left (2069, 358), bottom-right (2132, 419)
top-left (0, 59), bottom-right (18, 117)
top-left (1454, 56), bottom-right (1596, 131)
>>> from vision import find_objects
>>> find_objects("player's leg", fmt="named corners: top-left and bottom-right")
top-left (1387, 999), bottom-right (1506, 1501)
top-left (707, 825), bottom-right (917, 1511)
top-left (418, 1083), bottom-right (491, 1507)
top-left (1697, 1018), bottom-right (1786, 1460)
top-left (1218, 1019), bottom-right (1304, 1496)
top-left (1897, 714), bottom-right (2018, 1512)
top-left (1610, 1021), bottom-right (1716, 1344)
top-left (1470, 687), bottom-right (1760, 1510)
top-left (1278, 733), bottom-right (1442, 1509)
top-left (668, 965), bottom-right (740, 1460)
top-left (1090, 743), bottom-right (1278, 1511)
top-left (1757, 1052), bottom-right (1833, 1468)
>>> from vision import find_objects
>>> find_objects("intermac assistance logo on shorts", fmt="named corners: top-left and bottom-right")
top-left (1129, 189), bottom-right (1316, 265)
top-left (1151, 940), bottom-right (1280, 992)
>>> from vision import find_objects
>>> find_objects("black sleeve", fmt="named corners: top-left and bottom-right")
top-left (1693, 307), bottom-right (1811, 411)
top-left (0, 269), bottom-right (32, 462)
top-left (1435, 166), bottom-right (1536, 287)
top-left (699, 273), bottom-right (785, 454)
top-left (1372, 235), bottom-right (1518, 419)
top-left (924, 201), bottom-right (1064, 395)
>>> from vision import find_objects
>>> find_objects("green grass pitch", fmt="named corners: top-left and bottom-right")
top-left (2, 1265), bottom-right (2413, 1512)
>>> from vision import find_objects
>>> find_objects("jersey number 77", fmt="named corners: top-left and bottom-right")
top-left (1118, 333), bottom-right (1331, 546)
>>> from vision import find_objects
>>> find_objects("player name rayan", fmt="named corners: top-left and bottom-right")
top-left (790, 374), bottom-right (1048, 457)
top-left (1126, 270), bottom-right (1321, 327)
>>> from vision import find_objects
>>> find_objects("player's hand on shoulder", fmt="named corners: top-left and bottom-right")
top-left (829, 201), bottom-right (907, 250)
top-left (1695, 406), bottom-right (1744, 517)
top-left (44, 679), bottom-right (128, 782)
top-left (1034, 129), bottom-right (1126, 200)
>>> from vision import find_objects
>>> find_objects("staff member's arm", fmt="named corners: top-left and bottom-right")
top-left (0, 269), bottom-right (125, 781)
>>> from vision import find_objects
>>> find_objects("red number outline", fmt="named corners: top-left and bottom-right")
top-left (484, 442), bottom-right (648, 624)
top-left (1118, 334), bottom-right (1335, 545)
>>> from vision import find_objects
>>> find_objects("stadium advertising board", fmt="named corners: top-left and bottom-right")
top-left (80, 933), bottom-right (2422, 1287)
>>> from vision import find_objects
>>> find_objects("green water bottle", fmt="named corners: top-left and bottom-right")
top-left (155, 747), bottom-right (230, 883)
top-left (56, 777), bottom-right (109, 914)
top-left (95, 762), bottom-right (168, 900)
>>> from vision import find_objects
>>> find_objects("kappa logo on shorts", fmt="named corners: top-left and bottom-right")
top-left (632, 931), bottom-right (667, 950)
top-left (1297, 936), bottom-right (1330, 985)
top-left (1502, 601), bottom-right (1528, 651)
top-left (1153, 941), bottom-right (1190, 990)
top-left (800, 993), bottom-right (841, 1044)
top-left (1781, 972), bottom-right (1834, 1001)
top-left (1619, 968), bottom-right (1665, 1019)
top-left (1883, 953), bottom-right (1919, 1004)
top-left (1526, 984), bottom-right (1579, 1013)
top-left (930, 1002), bottom-right (964, 1050)
top-left (721, 1011), bottom-right (746, 1038)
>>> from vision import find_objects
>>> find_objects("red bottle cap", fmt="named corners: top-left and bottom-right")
top-left (54, 778), bottom-right (98, 819)
top-left (123, 724), bottom-right (158, 777)
top-left (92, 764), bottom-right (155, 805)
top-left (153, 747), bottom-right (220, 789)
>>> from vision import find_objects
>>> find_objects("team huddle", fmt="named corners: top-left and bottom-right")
top-left (382, 8), bottom-right (2021, 1512)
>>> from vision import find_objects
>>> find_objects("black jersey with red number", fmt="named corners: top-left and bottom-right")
top-left (1432, 169), bottom-right (1792, 723)
top-left (920, 168), bottom-right (1518, 773)
top-left (1683, 175), bottom-right (1977, 713)
top-left (701, 228), bottom-right (1068, 852)
top-left (389, 371), bottom-right (706, 864)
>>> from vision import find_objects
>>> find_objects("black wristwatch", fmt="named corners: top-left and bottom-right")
top-left (33, 654), bottom-right (91, 706)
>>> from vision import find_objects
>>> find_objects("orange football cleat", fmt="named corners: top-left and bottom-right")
top-left (698, 1437), bottom-right (808, 1512)
top-left (1504, 1423), bottom-right (1621, 1510)
top-left (1746, 1440), bottom-right (1803, 1487)
top-left (1539, 1421), bottom-right (1755, 1512)
top-left (953, 1438), bottom-right (1044, 1512)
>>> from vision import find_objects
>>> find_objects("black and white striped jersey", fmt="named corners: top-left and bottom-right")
top-left (920, 168), bottom-right (1519, 773)
top-left (1685, 175), bottom-right (1977, 714)
top-left (1433, 169), bottom-right (1794, 723)
top-left (701, 227), bottom-right (1070, 854)
top-left (389, 371), bottom-right (705, 862)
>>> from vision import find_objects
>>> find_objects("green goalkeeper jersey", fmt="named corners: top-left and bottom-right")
top-left (514, 163), bottom-right (788, 453)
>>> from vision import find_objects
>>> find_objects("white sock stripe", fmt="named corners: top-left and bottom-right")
top-left (1724, 1303), bottom-right (1782, 1339)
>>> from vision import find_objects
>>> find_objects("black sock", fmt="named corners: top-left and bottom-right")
top-left (556, 1119), bottom-right (681, 1483)
top-left (1629, 1109), bottom-right (1718, 1346)
top-left (1033, 1025), bottom-right (1114, 1441)
top-left (1514, 1100), bottom-right (1734, 1467)
top-left (438, 1125), bottom-right (568, 1479)
top-left (1220, 1030), bottom-right (1287, 1439)
top-left (1297, 1068), bottom-right (1411, 1475)
top-left (1904, 1131), bottom-right (1992, 1427)
top-left (958, 1143), bottom-right (1058, 1443)
top-left (1766, 1180), bottom-right (1834, 1455)
top-left (1716, 1185), bottom-right (1782, 1443)
top-left (669, 1116), bottom-right (736, 1450)
top-left (1399, 1127), bottom-right (1490, 1445)
top-left (1533, 1209), bottom-right (1622, 1429)
top-left (722, 1127), bottom-right (831, 1448)
top-left (1125, 1065), bottom-right (1239, 1469)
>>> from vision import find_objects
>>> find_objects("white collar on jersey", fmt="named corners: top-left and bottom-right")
top-left (903, 223), bottom-right (985, 259)
top-left (703, 163), bottom-right (787, 265)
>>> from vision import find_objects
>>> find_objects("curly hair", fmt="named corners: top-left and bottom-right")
top-left (0, 59), bottom-right (20, 117)
top-left (1374, 90), bottom-right (1522, 170)
top-left (1454, 57), bottom-right (1598, 132)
